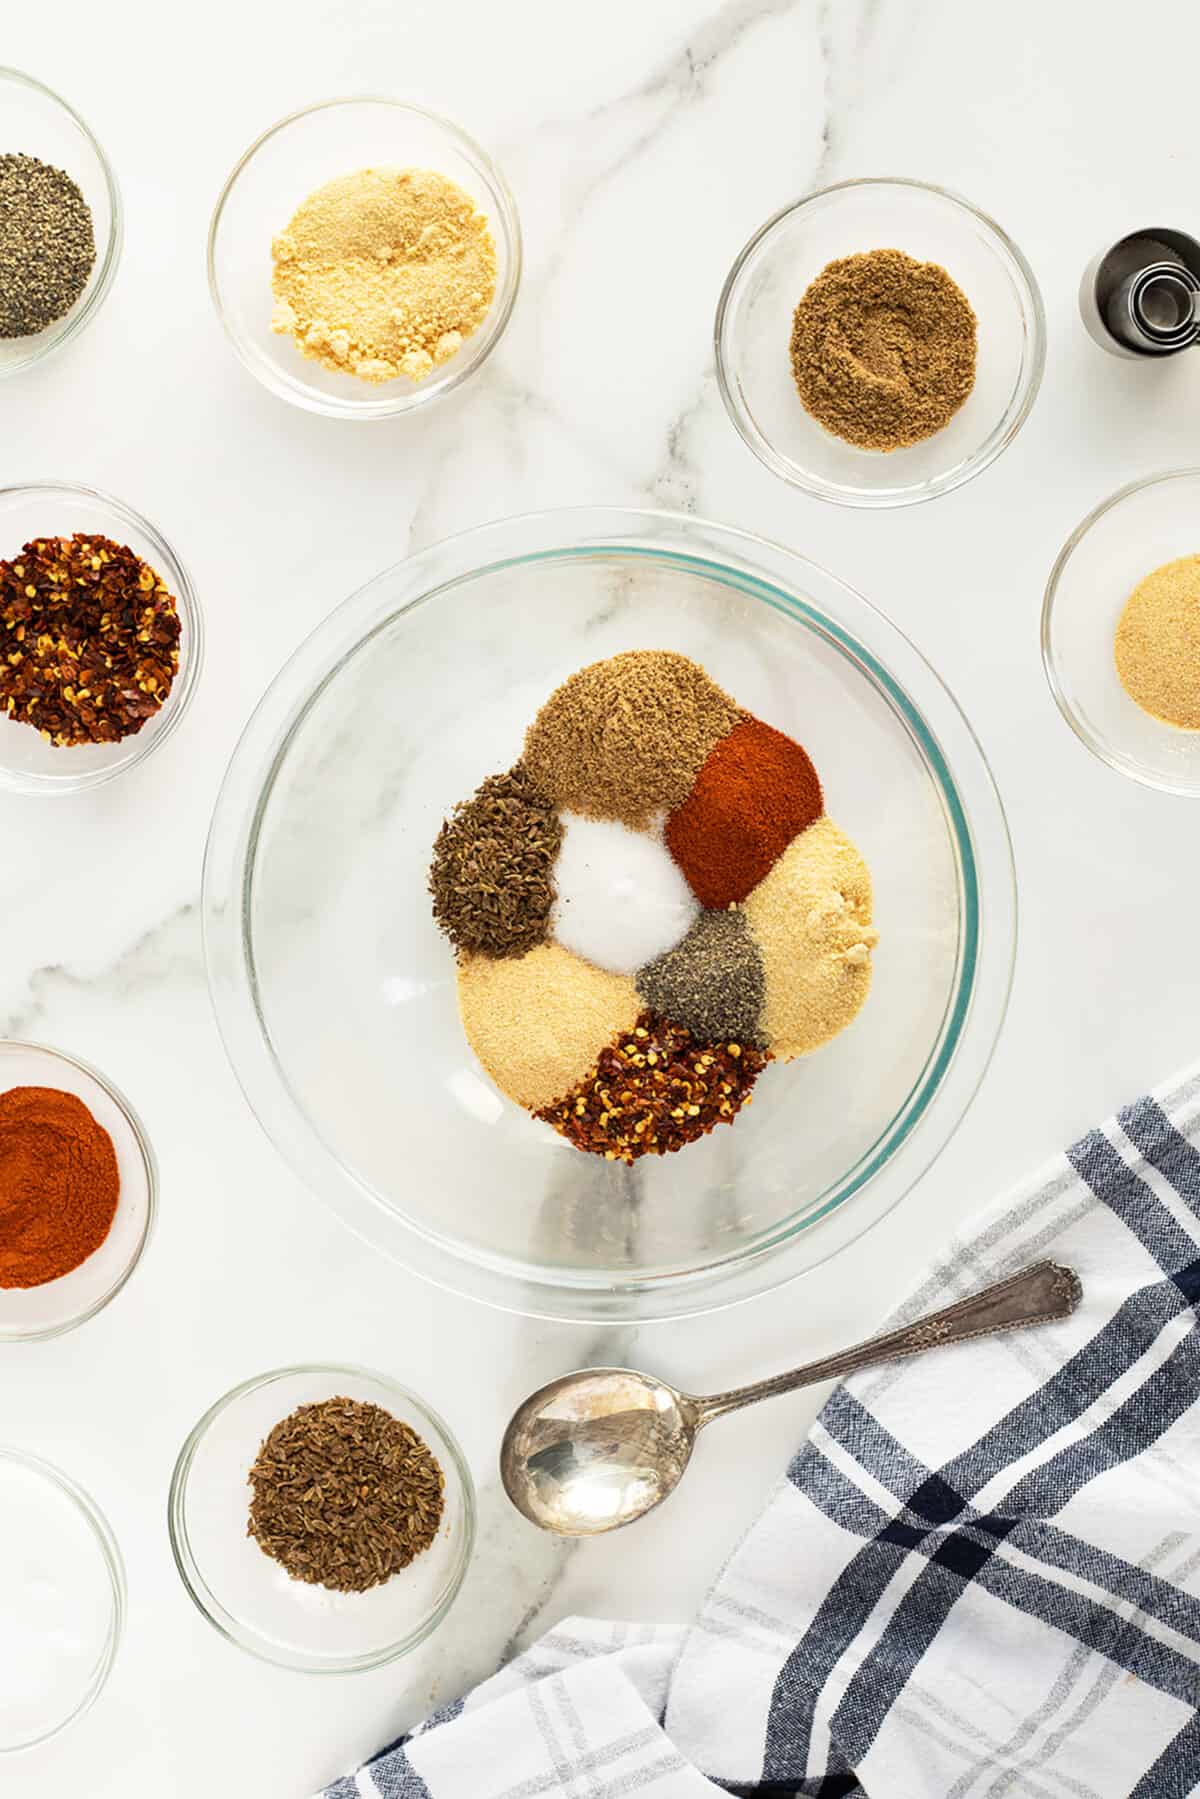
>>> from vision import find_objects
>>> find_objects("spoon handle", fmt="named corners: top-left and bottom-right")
top-left (692, 1261), bottom-right (1082, 1428)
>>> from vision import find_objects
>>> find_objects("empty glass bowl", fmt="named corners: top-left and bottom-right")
top-left (203, 508), bottom-right (1016, 1321)
top-left (0, 1448), bottom-right (124, 1752)
top-left (715, 178), bottom-right (1045, 507)
top-left (0, 482), bottom-right (202, 795)
top-left (0, 69), bottom-right (122, 377)
top-left (0, 1040), bottom-right (156, 1341)
top-left (1043, 469), bottom-right (1200, 794)
top-left (168, 1365), bottom-right (475, 1672)
top-left (208, 97), bottom-right (521, 419)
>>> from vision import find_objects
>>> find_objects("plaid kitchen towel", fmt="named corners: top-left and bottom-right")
top-left (320, 1067), bottom-right (1200, 1799)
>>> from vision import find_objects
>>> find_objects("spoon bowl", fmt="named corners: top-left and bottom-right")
top-left (500, 1369), bottom-right (699, 1536)
top-left (501, 1261), bottom-right (1081, 1535)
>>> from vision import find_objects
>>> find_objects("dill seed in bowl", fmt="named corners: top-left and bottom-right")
top-left (0, 153), bottom-right (96, 338)
top-left (247, 1397), bottom-right (444, 1593)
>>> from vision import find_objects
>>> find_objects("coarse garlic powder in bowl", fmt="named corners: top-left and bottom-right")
top-left (208, 97), bottom-right (521, 419)
top-left (203, 508), bottom-right (1016, 1322)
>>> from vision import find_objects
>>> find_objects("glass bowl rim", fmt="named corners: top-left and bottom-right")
top-left (0, 479), bottom-right (204, 794)
top-left (207, 93), bottom-right (523, 421)
top-left (1041, 466), bottom-right (1200, 796)
top-left (0, 67), bottom-right (123, 378)
top-left (202, 505), bottom-right (1016, 1321)
top-left (0, 1444), bottom-right (125, 1753)
top-left (0, 1037), bottom-right (157, 1341)
top-left (166, 1361), bottom-right (477, 1673)
top-left (713, 175), bottom-right (1047, 510)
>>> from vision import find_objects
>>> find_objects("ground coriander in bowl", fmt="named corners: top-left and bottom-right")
top-left (716, 179), bottom-right (1044, 507)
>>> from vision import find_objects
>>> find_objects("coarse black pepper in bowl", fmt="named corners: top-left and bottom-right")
top-left (0, 483), bottom-right (202, 795)
top-left (0, 69), bottom-right (122, 377)
top-left (168, 1365), bottom-right (475, 1672)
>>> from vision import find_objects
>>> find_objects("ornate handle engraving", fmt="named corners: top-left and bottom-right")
top-left (693, 1262), bottom-right (1082, 1427)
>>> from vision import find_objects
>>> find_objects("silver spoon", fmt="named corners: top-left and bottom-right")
top-left (501, 1261), bottom-right (1081, 1536)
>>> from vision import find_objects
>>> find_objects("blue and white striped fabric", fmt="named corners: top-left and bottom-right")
top-left (320, 1068), bottom-right (1200, 1799)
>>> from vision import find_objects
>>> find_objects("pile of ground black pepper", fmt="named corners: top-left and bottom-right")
top-left (536, 1012), bottom-right (769, 1164)
top-left (638, 909), bottom-right (766, 1047)
top-left (0, 153), bottom-right (96, 339)
top-left (789, 248), bottom-right (977, 451)
top-left (429, 764), bottom-right (562, 958)
top-left (0, 534), bottom-right (181, 746)
top-left (247, 1396), bottom-right (445, 1594)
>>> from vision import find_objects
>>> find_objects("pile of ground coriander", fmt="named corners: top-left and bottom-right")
top-left (790, 248), bottom-right (977, 451)
top-left (523, 651), bottom-right (741, 829)
top-left (271, 167), bottom-right (497, 384)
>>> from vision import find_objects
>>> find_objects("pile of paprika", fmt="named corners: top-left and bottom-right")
top-left (0, 1086), bottom-right (120, 1288)
top-left (665, 715), bottom-right (824, 908)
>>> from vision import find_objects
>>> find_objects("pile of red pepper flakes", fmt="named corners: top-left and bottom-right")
top-left (536, 1011), bottom-right (770, 1164)
top-left (0, 533), bottom-right (181, 747)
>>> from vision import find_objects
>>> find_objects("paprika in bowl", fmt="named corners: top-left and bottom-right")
top-left (203, 508), bottom-right (1016, 1323)
top-left (0, 1041), bottom-right (156, 1342)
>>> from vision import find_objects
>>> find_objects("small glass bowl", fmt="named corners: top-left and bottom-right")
top-left (169, 1365), bottom-right (476, 1672)
top-left (0, 69), bottom-right (122, 378)
top-left (1043, 469), bottom-right (1200, 795)
top-left (209, 97), bottom-right (521, 420)
top-left (0, 1040), bottom-right (156, 1341)
top-left (715, 178), bottom-right (1045, 508)
top-left (0, 1448), bottom-right (124, 1752)
top-left (0, 482), bottom-right (202, 795)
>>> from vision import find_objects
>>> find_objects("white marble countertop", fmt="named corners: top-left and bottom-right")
top-left (4, 2), bottom-right (1200, 1792)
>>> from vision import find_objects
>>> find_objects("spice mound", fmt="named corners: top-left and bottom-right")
top-left (551, 810), bottom-right (698, 975)
top-left (1114, 554), bottom-right (1200, 731)
top-left (743, 817), bottom-right (877, 1060)
top-left (271, 167), bottom-right (497, 384)
top-left (0, 154), bottom-right (96, 340)
top-left (638, 908), bottom-right (766, 1048)
top-left (0, 1086), bottom-right (119, 1289)
top-left (0, 533), bottom-right (181, 746)
top-left (790, 249), bottom-right (977, 451)
top-left (457, 944), bottom-right (639, 1112)
top-left (665, 715), bottom-right (823, 908)
top-left (433, 650), bottom-right (878, 1166)
top-left (247, 1397), bottom-right (445, 1594)
top-left (523, 650), bottom-right (741, 828)
top-left (536, 1013), bottom-right (768, 1164)
top-left (430, 764), bottom-right (561, 958)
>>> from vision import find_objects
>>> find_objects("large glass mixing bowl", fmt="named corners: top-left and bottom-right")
top-left (203, 510), bottom-right (1014, 1321)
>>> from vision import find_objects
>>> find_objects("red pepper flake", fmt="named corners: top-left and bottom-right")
top-left (0, 533), bottom-right (181, 747)
top-left (536, 1011), bottom-right (770, 1164)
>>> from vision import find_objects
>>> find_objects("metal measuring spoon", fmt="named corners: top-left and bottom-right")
top-left (500, 1261), bottom-right (1081, 1536)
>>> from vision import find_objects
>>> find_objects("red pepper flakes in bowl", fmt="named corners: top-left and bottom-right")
top-left (0, 532), bottom-right (181, 746)
top-left (536, 1011), bottom-right (769, 1164)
